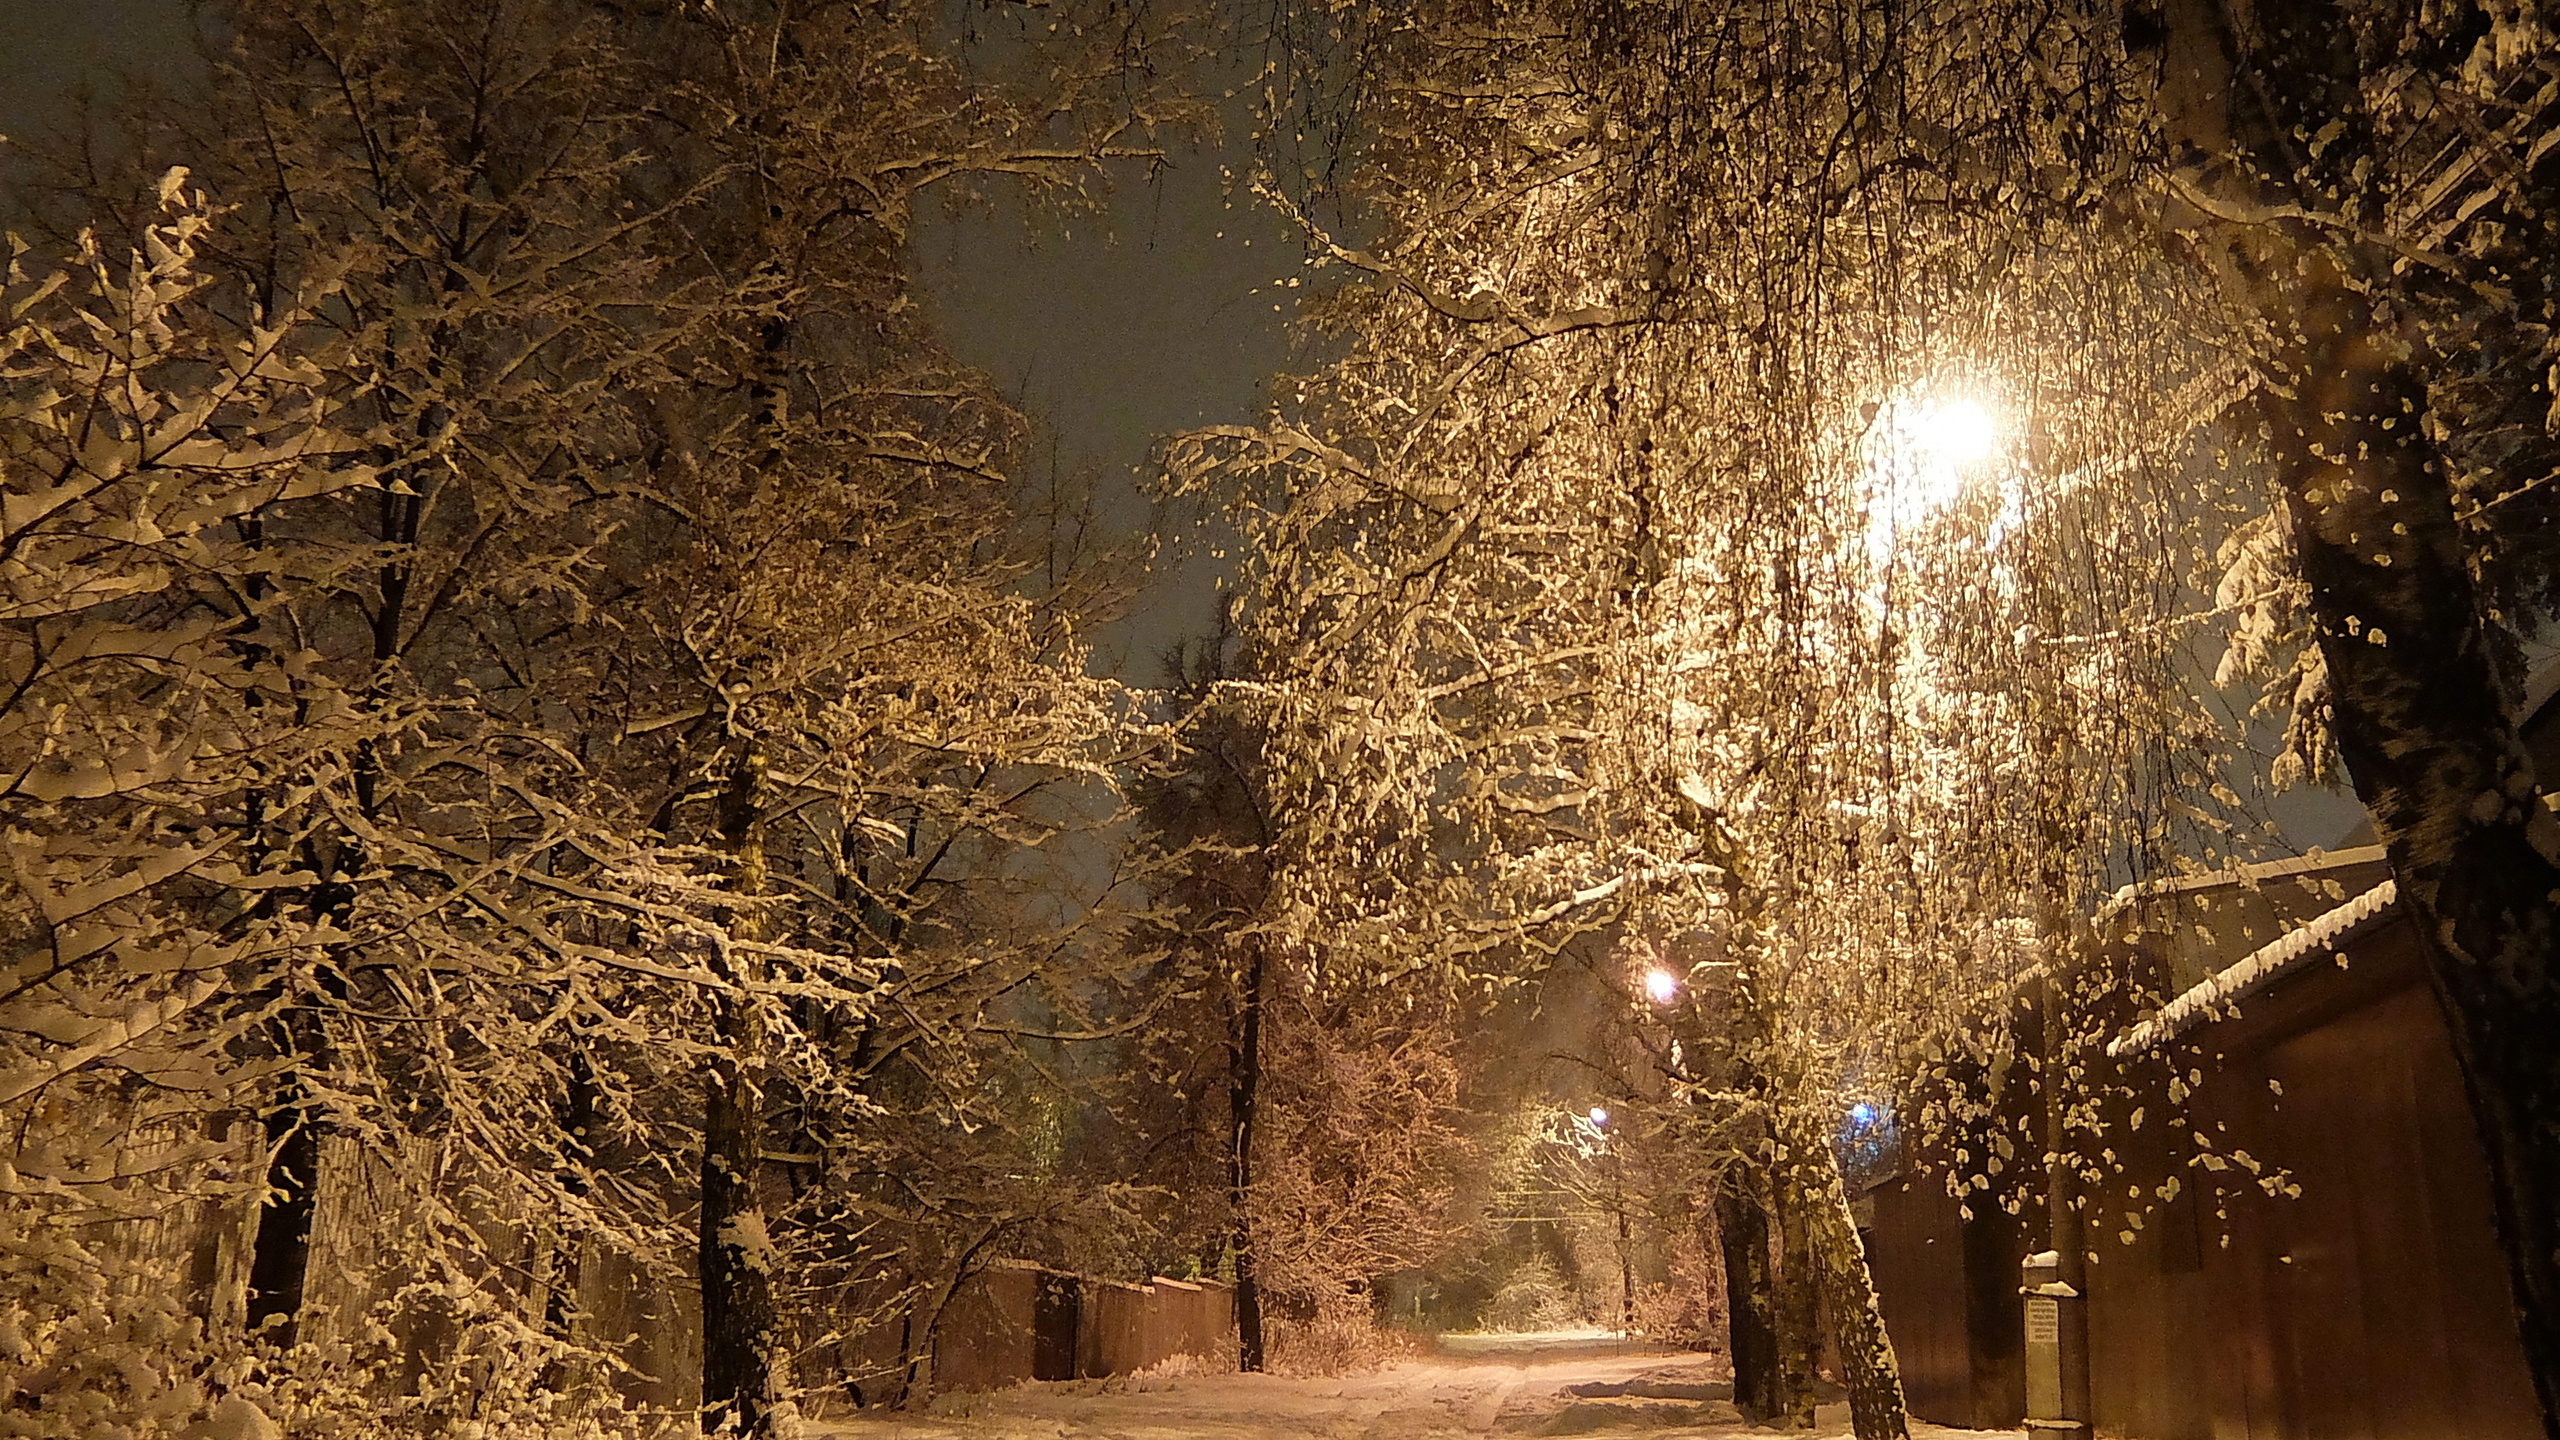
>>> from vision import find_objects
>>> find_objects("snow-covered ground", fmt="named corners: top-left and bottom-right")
top-left (813, 1335), bottom-right (2009, 1440)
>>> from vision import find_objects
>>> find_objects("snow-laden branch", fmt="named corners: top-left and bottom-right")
top-left (0, 972), bottom-right (227, 1109)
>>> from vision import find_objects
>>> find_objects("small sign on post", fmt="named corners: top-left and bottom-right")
top-left (2025, 1295), bottom-right (2060, 1344)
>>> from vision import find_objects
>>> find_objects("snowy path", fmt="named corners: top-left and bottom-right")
top-left (813, 1336), bottom-right (2008, 1440)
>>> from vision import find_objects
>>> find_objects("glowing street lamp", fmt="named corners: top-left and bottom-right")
top-left (1642, 968), bottom-right (1680, 1005)
top-left (1891, 390), bottom-right (2006, 507)
top-left (1864, 385), bottom-right (2012, 565)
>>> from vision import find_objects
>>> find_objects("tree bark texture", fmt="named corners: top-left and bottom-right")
top-left (1717, 1167), bottom-right (1781, 1422)
top-left (701, 1047), bottom-right (782, 1435)
top-left (1783, 1122), bottom-right (1910, 1440)
top-left (1680, 797), bottom-right (1911, 1434)
top-left (1772, 1170), bottom-right (1819, 1429)
top-left (702, 743), bottom-right (786, 1436)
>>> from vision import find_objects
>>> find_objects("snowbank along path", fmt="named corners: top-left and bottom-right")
top-left (815, 1334), bottom-right (2011, 1440)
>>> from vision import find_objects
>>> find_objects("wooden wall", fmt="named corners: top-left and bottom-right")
top-left (930, 1262), bottom-right (1041, 1393)
top-left (1866, 902), bottom-right (2539, 1440)
top-left (920, 1265), bottom-right (1236, 1394)
top-left (1867, 1159), bottom-right (2027, 1429)
top-left (2084, 921), bottom-right (2537, 1440)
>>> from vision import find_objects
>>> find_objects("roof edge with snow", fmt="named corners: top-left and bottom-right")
top-left (2105, 877), bottom-right (2401, 1059)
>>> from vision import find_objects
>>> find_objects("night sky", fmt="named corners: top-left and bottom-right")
top-left (915, 156), bottom-right (1299, 681)
top-left (0, 0), bottom-right (1292, 681)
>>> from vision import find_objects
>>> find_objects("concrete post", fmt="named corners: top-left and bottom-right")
top-left (2020, 1249), bottom-right (2088, 1436)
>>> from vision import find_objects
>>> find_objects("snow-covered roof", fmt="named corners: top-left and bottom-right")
top-left (2105, 877), bottom-right (2400, 1058)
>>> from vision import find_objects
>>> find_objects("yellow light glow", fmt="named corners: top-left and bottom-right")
top-left (1864, 387), bottom-right (2010, 567)
top-left (1643, 969), bottom-right (1680, 1004)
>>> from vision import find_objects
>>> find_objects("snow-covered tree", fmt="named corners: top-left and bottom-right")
top-left (1171, 6), bottom-right (2266, 1437)
top-left (7, 1), bottom-right (1200, 1433)
top-left (1126, 625), bottom-right (1483, 1374)
top-left (0, 183), bottom-right (392, 1434)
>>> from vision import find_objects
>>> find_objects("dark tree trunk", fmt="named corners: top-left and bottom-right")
top-left (540, 1050), bottom-right (600, 1392)
top-left (1615, 1193), bottom-right (1635, 1333)
top-left (1717, 1168), bottom-right (1781, 1421)
top-left (1229, 937), bottom-right (1268, 1373)
top-left (244, 1080), bottom-right (322, 1345)
top-left (245, 973), bottom-right (341, 1348)
top-left (701, 1046), bottom-right (781, 1434)
top-left (241, 428), bottom-right (402, 1352)
top-left (702, 744), bottom-right (784, 1436)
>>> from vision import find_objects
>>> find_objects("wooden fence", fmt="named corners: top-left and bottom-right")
top-left (914, 1263), bottom-right (1239, 1394)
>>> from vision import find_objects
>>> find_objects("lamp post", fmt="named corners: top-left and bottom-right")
top-left (1586, 1106), bottom-right (1635, 1336)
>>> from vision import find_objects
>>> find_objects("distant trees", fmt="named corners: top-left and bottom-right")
top-left (1128, 628), bottom-right (1479, 1373)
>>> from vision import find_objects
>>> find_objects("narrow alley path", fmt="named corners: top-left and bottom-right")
top-left (815, 1336), bottom-right (2009, 1440)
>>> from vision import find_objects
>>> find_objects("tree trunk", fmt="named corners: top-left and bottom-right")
top-left (1784, 1121), bottom-right (1910, 1440)
top-left (702, 987), bottom-right (784, 1435)
top-left (2260, 277), bottom-right (2560, 1436)
top-left (1717, 1167), bottom-right (1781, 1421)
top-left (245, 986), bottom-right (338, 1348)
top-left (702, 743), bottom-right (788, 1436)
top-left (1771, 1169), bottom-right (1819, 1429)
top-left (244, 1078), bottom-right (322, 1346)
top-left (540, 1049), bottom-right (600, 1394)
top-left (1606, 1122), bottom-right (1635, 1332)
top-left (1229, 937), bottom-right (1268, 1373)
top-left (1687, 814), bottom-right (1903, 1430)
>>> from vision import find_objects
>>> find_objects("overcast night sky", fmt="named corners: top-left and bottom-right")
top-left (0, 0), bottom-right (1294, 680)
top-left (914, 156), bottom-right (1300, 681)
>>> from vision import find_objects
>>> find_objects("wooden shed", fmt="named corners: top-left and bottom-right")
top-left (1864, 841), bottom-right (2540, 1440)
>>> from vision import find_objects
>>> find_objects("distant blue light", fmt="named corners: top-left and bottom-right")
top-left (1849, 1102), bottom-right (1876, 1125)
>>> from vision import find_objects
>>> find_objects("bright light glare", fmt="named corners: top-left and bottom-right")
top-left (1587, 1106), bottom-right (1610, 1127)
top-left (1913, 396), bottom-right (1997, 469)
top-left (1864, 388), bottom-right (2010, 566)
top-left (1642, 969), bottom-right (1680, 1004)
top-left (1849, 1102), bottom-right (1877, 1125)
